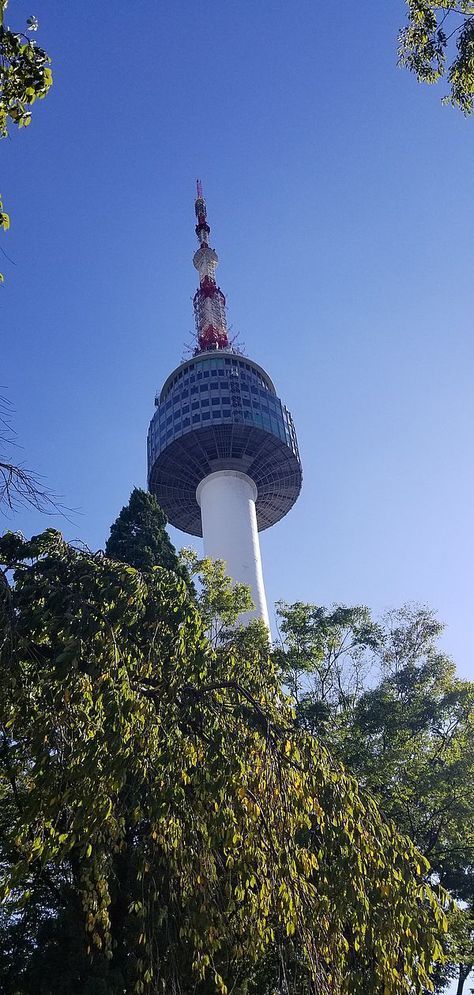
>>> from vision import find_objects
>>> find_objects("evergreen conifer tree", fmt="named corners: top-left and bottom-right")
top-left (106, 487), bottom-right (181, 574)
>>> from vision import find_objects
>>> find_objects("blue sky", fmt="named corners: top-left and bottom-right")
top-left (1, 0), bottom-right (473, 700)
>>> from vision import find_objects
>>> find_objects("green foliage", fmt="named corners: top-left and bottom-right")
top-left (399, 1), bottom-right (474, 114)
top-left (346, 611), bottom-right (474, 994)
top-left (106, 488), bottom-right (184, 578)
top-left (0, 192), bottom-right (8, 284)
top-left (274, 602), bottom-right (382, 742)
top-left (437, 905), bottom-right (474, 992)
top-left (0, 1), bottom-right (52, 281)
top-left (180, 547), bottom-right (258, 646)
top-left (0, 3), bottom-right (52, 136)
top-left (276, 601), bottom-right (474, 993)
top-left (0, 532), bottom-right (447, 994)
top-left (0, 193), bottom-right (9, 232)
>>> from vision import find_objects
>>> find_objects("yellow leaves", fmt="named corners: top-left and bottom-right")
top-left (236, 789), bottom-right (261, 819)
top-left (307, 796), bottom-right (324, 819)
top-left (214, 975), bottom-right (228, 995)
top-left (0, 530), bottom-right (449, 995)
top-left (298, 849), bottom-right (319, 878)
top-left (0, 193), bottom-right (9, 280)
top-left (192, 953), bottom-right (210, 978)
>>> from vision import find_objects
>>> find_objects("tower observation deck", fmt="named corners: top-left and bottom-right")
top-left (147, 184), bottom-right (302, 627)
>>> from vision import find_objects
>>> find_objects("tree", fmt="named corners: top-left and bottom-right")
top-left (399, 1), bottom-right (474, 114)
top-left (179, 547), bottom-right (262, 648)
top-left (345, 609), bottom-right (474, 995)
top-left (106, 488), bottom-right (183, 576)
top-left (0, 4), bottom-right (55, 504)
top-left (0, 0), bottom-right (53, 281)
top-left (440, 905), bottom-right (474, 995)
top-left (275, 601), bottom-right (474, 993)
top-left (274, 602), bottom-right (382, 743)
top-left (0, 531), bottom-right (446, 995)
top-left (0, 394), bottom-right (64, 517)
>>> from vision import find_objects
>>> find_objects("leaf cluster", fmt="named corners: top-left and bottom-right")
top-left (179, 548), bottom-right (256, 647)
top-left (0, 532), bottom-right (447, 995)
top-left (399, 1), bottom-right (474, 114)
top-left (275, 601), bottom-right (474, 993)
top-left (0, 3), bottom-right (52, 281)
top-left (0, 13), bottom-right (52, 136)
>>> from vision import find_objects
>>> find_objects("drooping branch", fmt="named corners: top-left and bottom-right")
top-left (0, 459), bottom-right (62, 514)
top-left (0, 394), bottom-right (68, 517)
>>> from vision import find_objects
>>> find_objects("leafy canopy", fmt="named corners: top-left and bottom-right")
top-left (275, 601), bottom-right (474, 994)
top-left (0, 531), bottom-right (447, 995)
top-left (399, 1), bottom-right (474, 114)
top-left (179, 547), bottom-right (259, 647)
top-left (0, 1), bottom-right (52, 281)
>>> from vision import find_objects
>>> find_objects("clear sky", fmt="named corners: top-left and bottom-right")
top-left (2, 0), bottom-right (473, 691)
top-left (1, 5), bottom-right (473, 990)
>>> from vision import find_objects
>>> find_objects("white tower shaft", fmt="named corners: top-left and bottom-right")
top-left (196, 470), bottom-right (270, 630)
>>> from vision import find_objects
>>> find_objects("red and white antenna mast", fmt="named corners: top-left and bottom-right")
top-left (193, 181), bottom-right (229, 352)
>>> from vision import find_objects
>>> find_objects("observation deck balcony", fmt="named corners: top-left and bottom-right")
top-left (148, 351), bottom-right (302, 537)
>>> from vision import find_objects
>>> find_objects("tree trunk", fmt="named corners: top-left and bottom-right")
top-left (456, 962), bottom-right (473, 995)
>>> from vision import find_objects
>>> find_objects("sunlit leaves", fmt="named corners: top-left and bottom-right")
top-left (399, 1), bottom-right (474, 113)
top-left (0, 8), bottom-right (52, 283)
top-left (180, 547), bottom-right (256, 646)
top-left (0, 532), bottom-right (447, 994)
top-left (277, 600), bottom-right (474, 993)
top-left (0, 192), bottom-right (8, 282)
top-left (0, 16), bottom-right (52, 138)
top-left (449, 15), bottom-right (474, 113)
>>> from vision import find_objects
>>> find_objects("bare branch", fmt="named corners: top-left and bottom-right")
top-left (0, 393), bottom-right (72, 519)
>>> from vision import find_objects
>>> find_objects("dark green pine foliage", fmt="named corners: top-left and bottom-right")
top-left (106, 488), bottom-right (181, 574)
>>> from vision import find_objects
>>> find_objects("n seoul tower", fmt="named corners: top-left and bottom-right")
top-left (147, 183), bottom-right (302, 627)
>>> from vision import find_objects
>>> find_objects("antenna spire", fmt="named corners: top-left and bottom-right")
top-left (192, 182), bottom-right (229, 352)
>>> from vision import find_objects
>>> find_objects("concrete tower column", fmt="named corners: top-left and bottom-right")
top-left (196, 470), bottom-right (270, 630)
